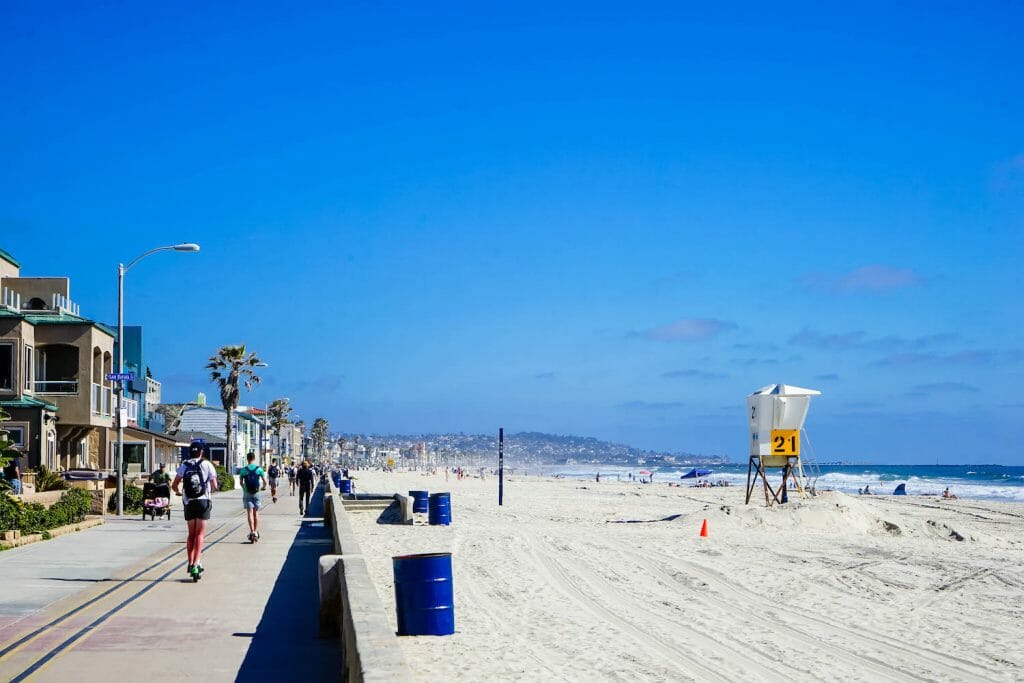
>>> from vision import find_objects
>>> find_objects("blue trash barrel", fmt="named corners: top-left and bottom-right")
top-left (339, 478), bottom-right (353, 495)
top-left (428, 492), bottom-right (451, 526)
top-left (392, 552), bottom-right (455, 636)
top-left (409, 490), bottom-right (429, 513)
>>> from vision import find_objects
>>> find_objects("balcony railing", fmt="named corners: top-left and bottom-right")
top-left (34, 380), bottom-right (79, 395)
top-left (91, 383), bottom-right (112, 417)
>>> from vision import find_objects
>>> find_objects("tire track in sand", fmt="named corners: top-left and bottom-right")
top-left (643, 548), bottom-right (998, 682)
top-left (521, 530), bottom-right (766, 683)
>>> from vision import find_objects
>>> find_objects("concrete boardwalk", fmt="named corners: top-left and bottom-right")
top-left (0, 485), bottom-right (340, 682)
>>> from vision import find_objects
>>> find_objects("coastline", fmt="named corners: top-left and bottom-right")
top-left (345, 469), bottom-right (1024, 681)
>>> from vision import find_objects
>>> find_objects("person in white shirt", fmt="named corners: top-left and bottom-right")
top-left (172, 443), bottom-right (219, 581)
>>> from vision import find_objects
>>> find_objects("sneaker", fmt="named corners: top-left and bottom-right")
top-left (187, 563), bottom-right (194, 575)
top-left (272, 496), bottom-right (278, 503)
top-left (197, 563), bottom-right (204, 574)
top-left (190, 565), bottom-right (200, 582)
top-left (254, 531), bottom-right (260, 541)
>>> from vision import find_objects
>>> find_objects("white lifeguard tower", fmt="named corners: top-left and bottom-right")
top-left (745, 383), bottom-right (821, 506)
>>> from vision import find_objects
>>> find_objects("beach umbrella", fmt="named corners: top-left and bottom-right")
top-left (681, 468), bottom-right (712, 479)
top-left (638, 470), bottom-right (652, 476)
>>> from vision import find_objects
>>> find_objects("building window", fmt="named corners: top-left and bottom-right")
top-left (5, 424), bottom-right (27, 447)
top-left (24, 344), bottom-right (33, 391)
top-left (0, 343), bottom-right (13, 390)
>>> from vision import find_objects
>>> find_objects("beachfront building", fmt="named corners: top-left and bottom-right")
top-left (171, 404), bottom-right (269, 470)
top-left (0, 249), bottom-right (119, 472)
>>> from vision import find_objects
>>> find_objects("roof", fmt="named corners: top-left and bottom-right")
top-left (0, 395), bottom-right (59, 411)
top-left (172, 430), bottom-right (227, 445)
top-left (0, 249), bottom-right (19, 268)
top-left (750, 384), bottom-right (822, 397)
top-left (0, 309), bottom-right (116, 338)
top-left (124, 424), bottom-right (188, 445)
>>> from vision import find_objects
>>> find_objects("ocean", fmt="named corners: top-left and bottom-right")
top-left (542, 463), bottom-right (1024, 503)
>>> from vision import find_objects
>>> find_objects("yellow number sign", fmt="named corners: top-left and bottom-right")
top-left (770, 429), bottom-right (800, 456)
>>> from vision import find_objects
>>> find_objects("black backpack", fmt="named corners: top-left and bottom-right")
top-left (269, 465), bottom-right (280, 478)
top-left (182, 459), bottom-right (208, 499)
top-left (243, 466), bottom-right (261, 494)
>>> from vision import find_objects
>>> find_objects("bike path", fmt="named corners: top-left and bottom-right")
top-left (0, 485), bottom-right (340, 682)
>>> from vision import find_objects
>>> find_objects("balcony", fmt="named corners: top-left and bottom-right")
top-left (91, 382), bottom-right (112, 417)
top-left (34, 380), bottom-right (79, 395)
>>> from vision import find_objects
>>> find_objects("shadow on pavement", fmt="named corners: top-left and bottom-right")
top-left (236, 485), bottom-right (340, 682)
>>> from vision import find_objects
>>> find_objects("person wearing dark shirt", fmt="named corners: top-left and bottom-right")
top-left (3, 455), bottom-right (22, 494)
top-left (296, 460), bottom-right (315, 515)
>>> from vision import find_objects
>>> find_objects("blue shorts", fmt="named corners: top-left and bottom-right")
top-left (242, 492), bottom-right (262, 510)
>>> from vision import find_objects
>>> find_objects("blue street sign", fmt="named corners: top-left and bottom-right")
top-left (106, 372), bottom-right (134, 382)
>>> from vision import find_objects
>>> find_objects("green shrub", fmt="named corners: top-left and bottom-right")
top-left (0, 488), bottom-right (91, 533)
top-left (214, 465), bottom-right (235, 491)
top-left (107, 485), bottom-right (144, 514)
top-left (33, 465), bottom-right (68, 492)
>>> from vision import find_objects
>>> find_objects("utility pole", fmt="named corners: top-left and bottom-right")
top-left (498, 427), bottom-right (504, 506)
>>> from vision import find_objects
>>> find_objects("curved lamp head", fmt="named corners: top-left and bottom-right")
top-left (173, 243), bottom-right (201, 252)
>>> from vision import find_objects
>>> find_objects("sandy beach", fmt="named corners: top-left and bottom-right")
top-left (344, 469), bottom-right (1024, 682)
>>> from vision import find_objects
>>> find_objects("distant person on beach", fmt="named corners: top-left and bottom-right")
top-left (943, 487), bottom-right (958, 499)
top-left (864, 485), bottom-right (872, 495)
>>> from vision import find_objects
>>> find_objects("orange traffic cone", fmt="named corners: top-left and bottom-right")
top-left (699, 519), bottom-right (709, 537)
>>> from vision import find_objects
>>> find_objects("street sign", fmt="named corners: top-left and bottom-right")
top-left (106, 373), bottom-right (134, 382)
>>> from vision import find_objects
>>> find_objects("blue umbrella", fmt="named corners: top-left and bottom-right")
top-left (681, 468), bottom-right (712, 479)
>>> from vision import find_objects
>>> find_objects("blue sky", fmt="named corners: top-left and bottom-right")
top-left (2, 2), bottom-right (1022, 463)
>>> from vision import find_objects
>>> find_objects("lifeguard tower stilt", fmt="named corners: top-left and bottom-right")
top-left (745, 384), bottom-right (821, 507)
top-left (745, 454), bottom-right (801, 506)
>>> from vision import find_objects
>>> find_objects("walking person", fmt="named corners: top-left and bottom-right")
top-left (172, 443), bottom-right (219, 581)
top-left (297, 459), bottom-right (315, 515)
top-left (267, 458), bottom-right (281, 503)
top-left (239, 452), bottom-right (267, 542)
top-left (287, 464), bottom-right (296, 496)
top-left (149, 463), bottom-right (171, 485)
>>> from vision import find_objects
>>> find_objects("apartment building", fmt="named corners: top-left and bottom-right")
top-left (0, 249), bottom-right (116, 470)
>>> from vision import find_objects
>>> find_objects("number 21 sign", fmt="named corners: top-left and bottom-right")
top-left (770, 429), bottom-right (800, 456)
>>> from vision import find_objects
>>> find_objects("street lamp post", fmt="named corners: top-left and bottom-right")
top-left (116, 243), bottom-right (200, 516)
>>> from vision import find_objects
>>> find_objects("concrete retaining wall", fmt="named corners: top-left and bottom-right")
top-left (321, 482), bottom-right (411, 682)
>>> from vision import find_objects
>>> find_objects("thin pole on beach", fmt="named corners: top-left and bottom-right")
top-left (498, 427), bottom-right (504, 506)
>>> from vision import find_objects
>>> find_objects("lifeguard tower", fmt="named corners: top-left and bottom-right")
top-left (745, 384), bottom-right (821, 506)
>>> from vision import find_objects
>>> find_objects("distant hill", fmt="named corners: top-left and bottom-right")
top-left (338, 430), bottom-right (726, 466)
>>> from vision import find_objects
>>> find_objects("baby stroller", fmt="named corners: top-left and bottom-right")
top-left (142, 482), bottom-right (172, 520)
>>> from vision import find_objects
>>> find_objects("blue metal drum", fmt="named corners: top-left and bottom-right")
top-left (428, 492), bottom-right (451, 526)
top-left (392, 552), bottom-right (455, 636)
top-left (409, 490), bottom-right (429, 513)
top-left (339, 478), bottom-right (353, 495)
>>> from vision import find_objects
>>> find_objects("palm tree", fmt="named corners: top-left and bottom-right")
top-left (267, 398), bottom-right (293, 457)
top-left (206, 345), bottom-right (263, 470)
top-left (311, 417), bottom-right (329, 458)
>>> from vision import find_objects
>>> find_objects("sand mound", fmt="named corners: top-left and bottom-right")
top-left (683, 492), bottom-right (899, 537)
